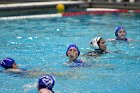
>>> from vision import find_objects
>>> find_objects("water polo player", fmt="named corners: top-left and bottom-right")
top-left (38, 75), bottom-right (55, 93)
top-left (107, 26), bottom-right (132, 42)
top-left (0, 58), bottom-right (26, 73)
top-left (85, 37), bottom-right (108, 56)
top-left (65, 44), bottom-right (89, 67)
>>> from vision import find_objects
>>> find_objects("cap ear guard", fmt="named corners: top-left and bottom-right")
top-left (38, 75), bottom-right (55, 91)
top-left (90, 37), bottom-right (101, 49)
top-left (0, 58), bottom-right (15, 69)
top-left (66, 44), bottom-right (80, 56)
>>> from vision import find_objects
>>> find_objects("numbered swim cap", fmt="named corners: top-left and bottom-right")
top-left (0, 58), bottom-right (15, 69)
top-left (115, 26), bottom-right (126, 37)
top-left (66, 44), bottom-right (80, 56)
top-left (90, 37), bottom-right (102, 49)
top-left (38, 75), bottom-right (55, 91)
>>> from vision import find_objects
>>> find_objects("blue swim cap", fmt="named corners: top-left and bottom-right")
top-left (115, 26), bottom-right (126, 37)
top-left (0, 58), bottom-right (15, 69)
top-left (66, 44), bottom-right (80, 56)
top-left (38, 75), bottom-right (55, 91)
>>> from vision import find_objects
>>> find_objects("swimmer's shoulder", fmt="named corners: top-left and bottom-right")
top-left (74, 59), bottom-right (83, 63)
top-left (4, 68), bottom-right (27, 74)
top-left (127, 38), bottom-right (133, 42)
top-left (64, 61), bottom-right (80, 67)
top-left (64, 61), bottom-right (72, 66)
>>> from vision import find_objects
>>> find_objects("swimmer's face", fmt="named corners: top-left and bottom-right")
top-left (12, 62), bottom-right (18, 69)
top-left (117, 29), bottom-right (126, 39)
top-left (67, 47), bottom-right (79, 58)
top-left (99, 39), bottom-right (106, 51)
top-left (39, 89), bottom-right (50, 93)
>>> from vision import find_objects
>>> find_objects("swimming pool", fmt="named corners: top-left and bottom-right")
top-left (0, 12), bottom-right (140, 93)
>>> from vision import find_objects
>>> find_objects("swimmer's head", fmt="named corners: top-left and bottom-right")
top-left (90, 37), bottom-right (106, 51)
top-left (66, 44), bottom-right (80, 56)
top-left (0, 58), bottom-right (16, 69)
top-left (38, 75), bottom-right (55, 91)
top-left (90, 37), bottom-right (102, 49)
top-left (115, 26), bottom-right (127, 38)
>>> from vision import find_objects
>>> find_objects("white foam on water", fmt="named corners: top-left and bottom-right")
top-left (23, 82), bottom-right (37, 93)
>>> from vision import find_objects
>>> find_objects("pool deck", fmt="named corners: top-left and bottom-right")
top-left (0, 1), bottom-right (140, 17)
top-left (89, 2), bottom-right (140, 10)
top-left (0, 1), bottom-right (140, 10)
top-left (0, 1), bottom-right (87, 9)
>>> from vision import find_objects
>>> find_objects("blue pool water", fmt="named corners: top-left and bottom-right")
top-left (0, 13), bottom-right (140, 93)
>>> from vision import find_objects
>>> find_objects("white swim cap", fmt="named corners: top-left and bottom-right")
top-left (90, 37), bottom-right (102, 49)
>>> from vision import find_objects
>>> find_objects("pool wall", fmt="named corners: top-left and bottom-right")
top-left (89, 1), bottom-right (140, 10)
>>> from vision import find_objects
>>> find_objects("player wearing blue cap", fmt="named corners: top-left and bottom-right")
top-left (115, 26), bottom-right (128, 41)
top-left (66, 44), bottom-right (80, 62)
top-left (64, 44), bottom-right (90, 67)
top-left (38, 75), bottom-right (55, 93)
top-left (0, 57), bottom-right (81, 78)
top-left (0, 58), bottom-right (25, 73)
top-left (107, 26), bottom-right (132, 42)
